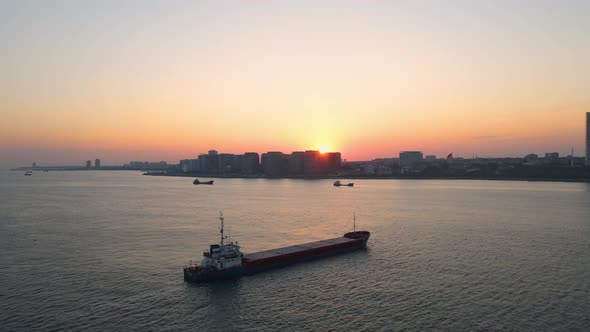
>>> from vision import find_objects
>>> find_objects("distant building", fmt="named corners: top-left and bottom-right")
top-left (197, 154), bottom-right (209, 171)
top-left (195, 150), bottom-right (219, 172)
top-left (129, 161), bottom-right (146, 169)
top-left (180, 159), bottom-right (199, 173)
top-left (325, 152), bottom-right (342, 170)
top-left (32, 162), bottom-right (37, 168)
top-left (523, 154), bottom-right (540, 166)
top-left (399, 151), bottom-right (423, 167)
top-left (586, 112), bottom-right (590, 166)
top-left (148, 161), bottom-right (167, 170)
top-left (128, 161), bottom-right (167, 170)
top-left (303, 150), bottom-right (322, 176)
top-left (85, 160), bottom-right (91, 169)
top-left (544, 152), bottom-right (559, 159)
top-left (300, 150), bottom-right (342, 176)
top-left (95, 159), bottom-right (101, 169)
top-left (207, 150), bottom-right (219, 171)
top-left (218, 153), bottom-right (236, 173)
top-left (289, 151), bottom-right (305, 175)
top-left (180, 159), bottom-right (190, 173)
top-left (241, 152), bottom-right (260, 174)
top-left (261, 152), bottom-right (289, 176)
top-left (231, 155), bottom-right (243, 173)
top-left (425, 155), bottom-right (437, 161)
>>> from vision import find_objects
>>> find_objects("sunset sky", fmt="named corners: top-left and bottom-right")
top-left (1, 0), bottom-right (589, 167)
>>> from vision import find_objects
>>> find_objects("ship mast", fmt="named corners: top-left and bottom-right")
top-left (219, 211), bottom-right (226, 246)
top-left (353, 212), bottom-right (356, 233)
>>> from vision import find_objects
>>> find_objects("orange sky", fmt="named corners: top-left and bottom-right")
top-left (1, 1), bottom-right (589, 167)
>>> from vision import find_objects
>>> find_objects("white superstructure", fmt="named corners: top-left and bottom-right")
top-left (198, 212), bottom-right (243, 270)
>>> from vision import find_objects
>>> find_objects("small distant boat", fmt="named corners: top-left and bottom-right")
top-left (333, 180), bottom-right (353, 187)
top-left (24, 170), bottom-right (32, 176)
top-left (194, 179), bottom-right (214, 185)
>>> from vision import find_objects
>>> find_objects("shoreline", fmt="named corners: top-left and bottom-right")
top-left (144, 172), bottom-right (590, 183)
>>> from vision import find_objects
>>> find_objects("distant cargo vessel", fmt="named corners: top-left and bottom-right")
top-left (334, 180), bottom-right (354, 187)
top-left (193, 179), bottom-right (214, 185)
top-left (183, 213), bottom-right (370, 282)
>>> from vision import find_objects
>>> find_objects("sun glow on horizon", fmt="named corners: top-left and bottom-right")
top-left (1, 2), bottom-right (589, 168)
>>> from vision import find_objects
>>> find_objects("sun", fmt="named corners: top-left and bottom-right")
top-left (318, 145), bottom-right (329, 154)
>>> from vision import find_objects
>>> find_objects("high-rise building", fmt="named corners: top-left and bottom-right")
top-left (399, 151), bottom-right (423, 167)
top-left (303, 150), bottom-right (322, 176)
top-left (85, 160), bottom-right (91, 169)
top-left (289, 151), bottom-right (305, 175)
top-left (325, 152), bottom-right (342, 170)
top-left (95, 159), bottom-right (101, 169)
top-left (218, 153), bottom-right (236, 173)
top-left (586, 112), bottom-right (589, 166)
top-left (241, 153), bottom-right (260, 174)
top-left (180, 159), bottom-right (199, 173)
top-left (261, 152), bottom-right (288, 176)
top-left (206, 150), bottom-right (219, 171)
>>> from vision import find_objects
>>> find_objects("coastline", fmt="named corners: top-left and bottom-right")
top-left (143, 172), bottom-right (590, 183)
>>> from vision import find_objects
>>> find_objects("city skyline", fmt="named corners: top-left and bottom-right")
top-left (6, 131), bottom-right (590, 168)
top-left (2, 1), bottom-right (590, 168)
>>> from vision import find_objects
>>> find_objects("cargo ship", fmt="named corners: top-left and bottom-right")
top-left (193, 179), bottom-right (214, 185)
top-left (334, 180), bottom-right (354, 187)
top-left (183, 213), bottom-right (370, 282)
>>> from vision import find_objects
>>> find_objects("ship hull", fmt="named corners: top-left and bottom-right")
top-left (184, 233), bottom-right (369, 282)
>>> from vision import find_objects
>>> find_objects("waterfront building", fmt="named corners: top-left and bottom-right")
top-left (325, 152), bottom-right (342, 170)
top-left (85, 160), bottom-right (91, 169)
top-left (218, 153), bottom-right (236, 173)
top-left (231, 155), bottom-right (243, 173)
top-left (129, 161), bottom-right (146, 169)
top-left (523, 154), bottom-right (540, 166)
top-left (261, 152), bottom-right (288, 177)
top-left (241, 152), bottom-right (260, 174)
top-left (197, 154), bottom-right (208, 171)
top-left (180, 159), bottom-right (190, 173)
top-left (425, 155), bottom-right (437, 162)
top-left (95, 159), bottom-right (101, 169)
top-left (399, 151), bottom-right (423, 167)
top-left (303, 150), bottom-right (322, 176)
top-left (196, 151), bottom-right (219, 172)
top-left (545, 152), bottom-right (559, 159)
top-left (207, 150), bottom-right (219, 171)
top-left (180, 159), bottom-right (199, 173)
top-left (289, 151), bottom-right (305, 175)
top-left (128, 161), bottom-right (168, 170)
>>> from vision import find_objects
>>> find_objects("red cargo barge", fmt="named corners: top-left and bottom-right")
top-left (183, 213), bottom-right (370, 282)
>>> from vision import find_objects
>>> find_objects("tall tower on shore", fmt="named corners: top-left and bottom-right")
top-left (586, 112), bottom-right (590, 166)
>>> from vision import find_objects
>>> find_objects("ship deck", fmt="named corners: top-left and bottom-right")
top-left (243, 237), bottom-right (358, 262)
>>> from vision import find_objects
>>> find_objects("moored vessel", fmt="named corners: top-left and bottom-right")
top-left (334, 180), bottom-right (353, 187)
top-left (183, 213), bottom-right (370, 282)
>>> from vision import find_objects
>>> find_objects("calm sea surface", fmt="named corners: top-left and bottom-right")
top-left (1, 171), bottom-right (589, 331)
